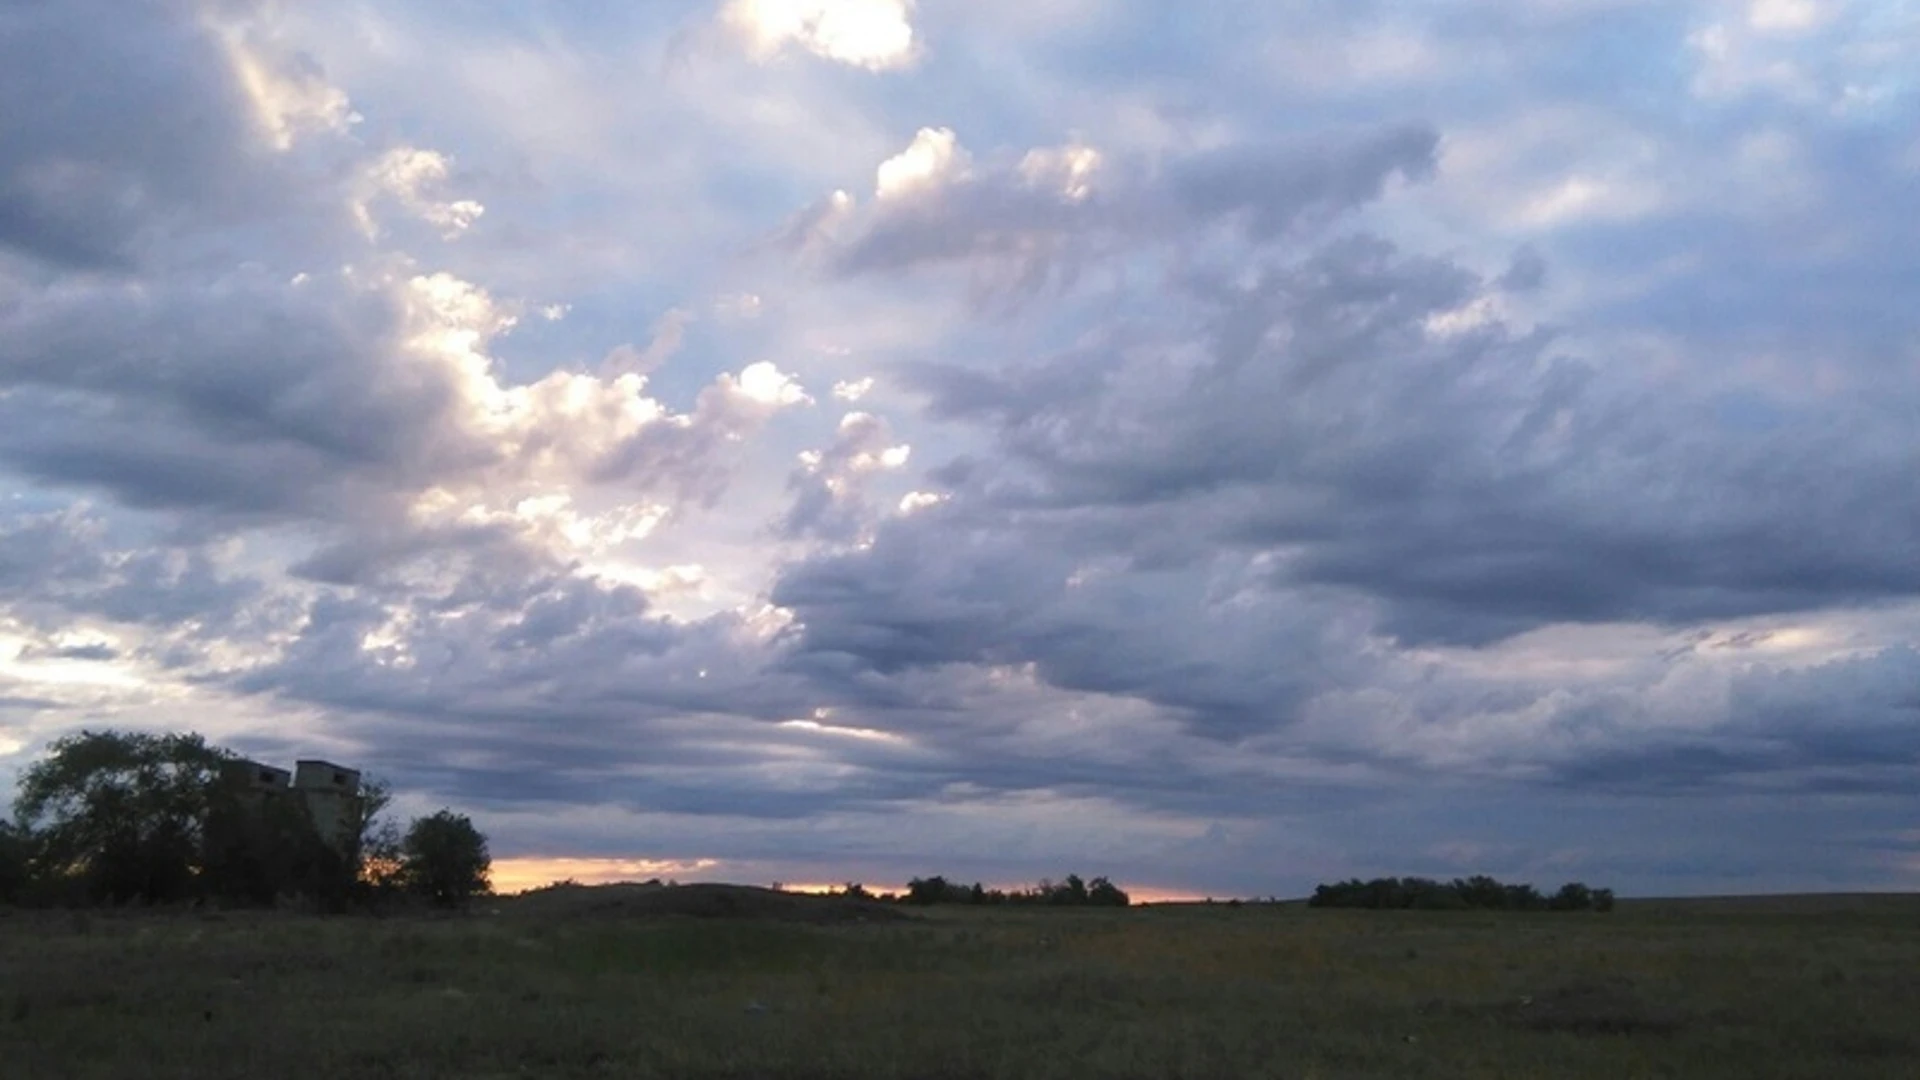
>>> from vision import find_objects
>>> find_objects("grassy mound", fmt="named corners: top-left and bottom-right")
top-left (499, 881), bottom-right (910, 924)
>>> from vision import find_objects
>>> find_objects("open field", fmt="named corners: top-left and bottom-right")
top-left (2, 888), bottom-right (1917, 1079)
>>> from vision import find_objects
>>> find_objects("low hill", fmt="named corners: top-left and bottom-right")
top-left (497, 881), bottom-right (910, 924)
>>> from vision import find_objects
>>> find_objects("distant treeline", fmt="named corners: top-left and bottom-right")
top-left (834, 873), bottom-right (1131, 907)
top-left (1308, 875), bottom-right (1615, 912)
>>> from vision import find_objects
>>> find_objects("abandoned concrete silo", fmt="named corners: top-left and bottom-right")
top-left (220, 757), bottom-right (364, 857)
top-left (294, 760), bottom-right (364, 855)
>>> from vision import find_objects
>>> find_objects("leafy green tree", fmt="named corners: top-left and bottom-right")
top-left (13, 731), bottom-right (230, 904)
top-left (1592, 887), bottom-right (1616, 913)
top-left (401, 810), bottom-right (491, 908)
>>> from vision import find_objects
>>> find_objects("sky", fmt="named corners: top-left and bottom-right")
top-left (2, 0), bottom-right (1918, 900)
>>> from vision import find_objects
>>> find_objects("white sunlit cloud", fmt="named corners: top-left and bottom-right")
top-left (357, 147), bottom-right (486, 239)
top-left (209, 19), bottom-right (358, 151)
top-left (721, 0), bottom-right (917, 71)
top-left (731, 361), bottom-right (812, 407)
top-left (1746, 0), bottom-right (1826, 33)
top-left (875, 127), bottom-right (969, 198)
top-left (1019, 144), bottom-right (1102, 202)
top-left (833, 377), bottom-right (875, 401)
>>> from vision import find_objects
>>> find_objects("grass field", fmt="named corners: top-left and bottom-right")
top-left (2, 887), bottom-right (1916, 1079)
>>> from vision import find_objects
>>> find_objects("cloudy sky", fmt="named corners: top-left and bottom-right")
top-left (3, 0), bottom-right (1918, 899)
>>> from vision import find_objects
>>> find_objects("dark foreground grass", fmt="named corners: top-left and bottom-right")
top-left (2, 892), bottom-right (1917, 1079)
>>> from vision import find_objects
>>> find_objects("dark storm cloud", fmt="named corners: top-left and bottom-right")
top-left (0, 508), bottom-right (267, 639)
top-left (0, 1), bottom-right (487, 537)
top-left (234, 567), bottom-right (806, 744)
top-left (0, 694), bottom-right (62, 712)
top-left (0, 0), bottom-right (315, 269)
top-left (880, 229), bottom-right (1920, 644)
top-left (1545, 646), bottom-right (1920, 795)
top-left (822, 123), bottom-right (1439, 285)
top-left (0, 271), bottom-right (488, 520)
top-left (772, 501), bottom-right (1343, 740)
top-left (769, 97), bottom-right (1920, 795)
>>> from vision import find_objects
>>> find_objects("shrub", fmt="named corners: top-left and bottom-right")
top-left (902, 873), bottom-right (1131, 907)
top-left (1308, 875), bottom-right (1616, 912)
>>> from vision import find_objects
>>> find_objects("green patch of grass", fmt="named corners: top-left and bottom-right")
top-left (1, 894), bottom-right (1917, 1078)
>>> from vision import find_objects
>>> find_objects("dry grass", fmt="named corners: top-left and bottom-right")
top-left (1, 892), bottom-right (1916, 1078)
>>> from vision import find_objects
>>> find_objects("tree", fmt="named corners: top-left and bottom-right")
top-left (0, 819), bottom-right (33, 904)
top-left (401, 810), bottom-right (491, 908)
top-left (347, 779), bottom-right (405, 901)
top-left (13, 731), bottom-right (230, 904)
top-left (1087, 876), bottom-right (1131, 907)
top-left (1052, 874), bottom-right (1090, 906)
top-left (202, 778), bottom-right (344, 907)
top-left (1550, 881), bottom-right (1595, 911)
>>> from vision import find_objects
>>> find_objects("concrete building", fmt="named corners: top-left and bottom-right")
top-left (294, 760), bottom-right (363, 854)
top-left (225, 760), bottom-right (292, 794)
top-left (221, 758), bottom-right (364, 856)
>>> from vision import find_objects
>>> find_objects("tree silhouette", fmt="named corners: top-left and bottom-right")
top-left (402, 810), bottom-right (491, 908)
top-left (0, 819), bottom-right (31, 904)
top-left (13, 731), bottom-right (228, 904)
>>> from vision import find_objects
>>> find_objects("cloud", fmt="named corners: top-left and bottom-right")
top-left (875, 127), bottom-right (971, 198)
top-left (355, 147), bottom-right (486, 239)
top-left (806, 122), bottom-right (1439, 295)
top-left (4, 0), bottom-right (1920, 900)
top-left (779, 411), bottom-right (911, 541)
top-left (209, 11), bottom-right (360, 149)
top-left (0, 0), bottom-right (326, 269)
top-left (721, 0), bottom-right (918, 71)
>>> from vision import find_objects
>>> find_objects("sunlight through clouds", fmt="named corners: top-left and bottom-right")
top-left (208, 18), bottom-right (358, 150)
top-left (356, 147), bottom-right (486, 239)
top-left (721, 0), bottom-right (917, 71)
top-left (875, 127), bottom-right (968, 198)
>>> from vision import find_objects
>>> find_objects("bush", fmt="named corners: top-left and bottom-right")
top-left (1550, 882), bottom-right (1595, 911)
top-left (1087, 877), bottom-right (1131, 907)
top-left (901, 873), bottom-right (1131, 907)
top-left (1307, 875), bottom-right (1616, 912)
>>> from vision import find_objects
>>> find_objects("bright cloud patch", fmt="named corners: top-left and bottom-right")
top-left (210, 20), bottom-right (357, 150)
top-left (875, 127), bottom-right (969, 198)
top-left (721, 0), bottom-right (917, 71)
top-left (358, 147), bottom-right (486, 238)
